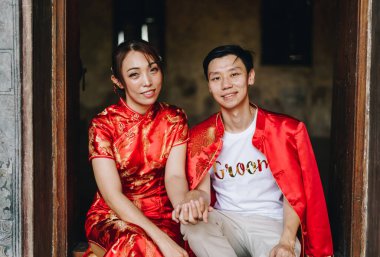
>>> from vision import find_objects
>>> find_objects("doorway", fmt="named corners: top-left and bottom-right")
top-left (29, 0), bottom-right (375, 256)
top-left (76, 0), bottom-right (336, 253)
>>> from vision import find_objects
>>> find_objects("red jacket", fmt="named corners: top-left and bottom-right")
top-left (186, 106), bottom-right (333, 257)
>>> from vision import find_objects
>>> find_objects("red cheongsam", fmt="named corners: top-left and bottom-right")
top-left (84, 98), bottom-right (189, 257)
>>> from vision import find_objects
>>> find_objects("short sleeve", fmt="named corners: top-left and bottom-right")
top-left (172, 109), bottom-right (189, 146)
top-left (88, 117), bottom-right (115, 160)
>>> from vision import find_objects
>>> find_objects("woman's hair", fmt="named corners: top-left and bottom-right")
top-left (111, 39), bottom-right (163, 85)
top-left (202, 45), bottom-right (254, 80)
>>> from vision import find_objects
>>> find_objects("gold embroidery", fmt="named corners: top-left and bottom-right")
top-left (190, 127), bottom-right (215, 157)
top-left (145, 240), bottom-right (156, 257)
top-left (166, 113), bottom-right (181, 124)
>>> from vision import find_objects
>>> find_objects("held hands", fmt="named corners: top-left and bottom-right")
top-left (172, 190), bottom-right (212, 225)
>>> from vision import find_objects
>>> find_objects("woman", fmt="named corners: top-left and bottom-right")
top-left (84, 40), bottom-right (189, 257)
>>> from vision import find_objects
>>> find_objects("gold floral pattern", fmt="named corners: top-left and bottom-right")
top-left (85, 99), bottom-right (188, 256)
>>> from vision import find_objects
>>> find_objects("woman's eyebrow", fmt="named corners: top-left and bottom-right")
top-left (148, 61), bottom-right (158, 67)
top-left (126, 67), bottom-right (140, 72)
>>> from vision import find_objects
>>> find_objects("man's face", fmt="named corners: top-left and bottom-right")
top-left (207, 54), bottom-right (255, 110)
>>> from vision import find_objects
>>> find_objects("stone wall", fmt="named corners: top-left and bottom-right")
top-left (0, 0), bottom-right (21, 256)
top-left (79, 0), bottom-right (116, 120)
top-left (164, 0), bottom-right (336, 137)
top-left (80, 0), bottom-right (336, 138)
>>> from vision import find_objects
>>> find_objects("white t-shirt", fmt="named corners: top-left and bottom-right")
top-left (209, 116), bottom-right (283, 219)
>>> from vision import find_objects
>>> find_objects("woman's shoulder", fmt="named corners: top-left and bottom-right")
top-left (157, 102), bottom-right (188, 120)
top-left (89, 103), bottom-right (122, 129)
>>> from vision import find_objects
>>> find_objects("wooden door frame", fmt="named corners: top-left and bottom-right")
top-left (366, 0), bottom-right (380, 255)
top-left (328, 0), bottom-right (371, 256)
top-left (21, 0), bottom-right (77, 256)
top-left (21, 0), bottom-right (376, 256)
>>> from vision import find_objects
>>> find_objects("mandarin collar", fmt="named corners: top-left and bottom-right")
top-left (117, 97), bottom-right (158, 120)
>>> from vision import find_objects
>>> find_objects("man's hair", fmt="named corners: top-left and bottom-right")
top-left (202, 45), bottom-right (254, 80)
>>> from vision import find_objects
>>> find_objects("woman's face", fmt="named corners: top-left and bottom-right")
top-left (118, 50), bottom-right (163, 114)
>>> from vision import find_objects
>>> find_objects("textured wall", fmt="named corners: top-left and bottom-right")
top-left (164, 0), bottom-right (336, 137)
top-left (79, 0), bottom-right (335, 137)
top-left (79, 0), bottom-right (116, 120)
top-left (0, 0), bottom-right (21, 256)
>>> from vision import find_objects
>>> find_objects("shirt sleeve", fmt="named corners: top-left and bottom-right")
top-left (172, 108), bottom-right (189, 147)
top-left (88, 117), bottom-right (115, 161)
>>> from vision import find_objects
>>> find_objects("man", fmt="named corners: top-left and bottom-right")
top-left (174, 45), bottom-right (333, 257)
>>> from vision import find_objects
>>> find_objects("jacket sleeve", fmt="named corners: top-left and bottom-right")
top-left (294, 123), bottom-right (333, 257)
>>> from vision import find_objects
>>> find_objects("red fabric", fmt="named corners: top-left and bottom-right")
top-left (186, 106), bottom-right (333, 257)
top-left (85, 99), bottom-right (189, 256)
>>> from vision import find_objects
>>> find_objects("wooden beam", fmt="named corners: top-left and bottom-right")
top-left (351, 0), bottom-right (370, 256)
top-left (366, 0), bottom-right (380, 255)
top-left (329, 0), bottom-right (370, 256)
top-left (32, 0), bottom-right (53, 255)
top-left (51, 0), bottom-right (68, 255)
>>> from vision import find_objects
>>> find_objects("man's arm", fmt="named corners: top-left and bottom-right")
top-left (173, 172), bottom-right (212, 224)
top-left (269, 198), bottom-right (300, 257)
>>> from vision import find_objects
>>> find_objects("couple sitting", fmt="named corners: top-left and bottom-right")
top-left (84, 40), bottom-right (333, 257)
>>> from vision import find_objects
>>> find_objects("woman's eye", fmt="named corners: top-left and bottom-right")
top-left (129, 73), bottom-right (139, 78)
top-left (150, 67), bottom-right (159, 73)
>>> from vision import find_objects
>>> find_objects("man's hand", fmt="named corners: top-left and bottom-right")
top-left (269, 242), bottom-right (296, 257)
top-left (172, 190), bottom-right (212, 225)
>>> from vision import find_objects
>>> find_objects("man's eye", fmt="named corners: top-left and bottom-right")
top-left (231, 73), bottom-right (240, 77)
top-left (210, 77), bottom-right (220, 81)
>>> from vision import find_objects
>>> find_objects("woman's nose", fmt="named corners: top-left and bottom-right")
top-left (142, 73), bottom-right (152, 87)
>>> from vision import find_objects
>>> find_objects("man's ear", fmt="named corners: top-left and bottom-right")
top-left (248, 68), bottom-right (255, 86)
top-left (111, 75), bottom-right (124, 89)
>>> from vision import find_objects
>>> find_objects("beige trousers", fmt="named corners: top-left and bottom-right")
top-left (181, 210), bottom-right (301, 257)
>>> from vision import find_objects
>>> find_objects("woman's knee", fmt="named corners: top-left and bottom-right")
top-left (89, 243), bottom-right (106, 257)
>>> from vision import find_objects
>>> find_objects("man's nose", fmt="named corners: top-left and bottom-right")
top-left (221, 76), bottom-right (232, 90)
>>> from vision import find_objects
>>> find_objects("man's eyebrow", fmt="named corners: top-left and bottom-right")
top-left (229, 66), bottom-right (243, 71)
top-left (208, 71), bottom-right (220, 76)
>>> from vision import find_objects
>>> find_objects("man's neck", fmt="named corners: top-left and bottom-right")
top-left (220, 102), bottom-right (256, 133)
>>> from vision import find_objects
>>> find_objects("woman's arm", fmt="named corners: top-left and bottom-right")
top-left (165, 143), bottom-right (189, 208)
top-left (92, 158), bottom-right (188, 257)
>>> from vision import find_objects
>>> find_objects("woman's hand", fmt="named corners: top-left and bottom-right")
top-left (156, 234), bottom-right (189, 257)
